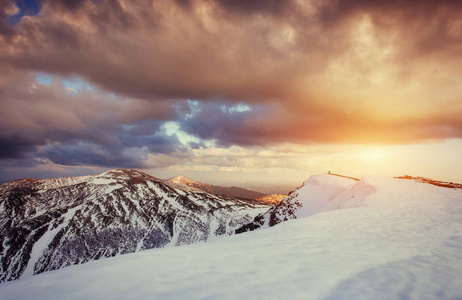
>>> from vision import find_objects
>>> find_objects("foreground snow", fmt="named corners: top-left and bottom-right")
top-left (1, 175), bottom-right (462, 299)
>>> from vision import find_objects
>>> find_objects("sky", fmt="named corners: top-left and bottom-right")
top-left (0, 0), bottom-right (461, 193)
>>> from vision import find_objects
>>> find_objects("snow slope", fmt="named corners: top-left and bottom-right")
top-left (236, 174), bottom-right (361, 232)
top-left (1, 174), bottom-right (461, 299)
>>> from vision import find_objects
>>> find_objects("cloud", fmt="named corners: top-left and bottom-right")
top-left (0, 73), bottom-right (185, 169)
top-left (215, 0), bottom-right (292, 16)
top-left (0, 0), bottom-right (460, 145)
top-left (178, 98), bottom-right (462, 146)
top-left (1, 0), bottom-right (462, 181)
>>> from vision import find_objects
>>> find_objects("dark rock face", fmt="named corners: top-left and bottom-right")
top-left (0, 169), bottom-right (270, 282)
top-left (235, 186), bottom-right (303, 234)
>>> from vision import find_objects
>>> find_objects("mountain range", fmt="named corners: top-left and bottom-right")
top-left (0, 169), bottom-right (271, 282)
top-left (167, 175), bottom-right (268, 200)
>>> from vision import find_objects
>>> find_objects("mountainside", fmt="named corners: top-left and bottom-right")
top-left (0, 169), bottom-right (270, 282)
top-left (237, 173), bottom-right (462, 234)
top-left (1, 174), bottom-right (461, 299)
top-left (236, 172), bottom-right (462, 233)
top-left (168, 175), bottom-right (266, 200)
top-left (236, 174), bottom-right (360, 233)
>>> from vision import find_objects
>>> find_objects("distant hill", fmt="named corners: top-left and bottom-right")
top-left (168, 175), bottom-right (266, 200)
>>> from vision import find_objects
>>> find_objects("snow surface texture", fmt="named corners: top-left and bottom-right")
top-left (1, 174), bottom-right (461, 299)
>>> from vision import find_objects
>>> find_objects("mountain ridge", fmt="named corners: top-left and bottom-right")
top-left (236, 172), bottom-right (462, 233)
top-left (0, 169), bottom-right (270, 282)
top-left (168, 175), bottom-right (267, 200)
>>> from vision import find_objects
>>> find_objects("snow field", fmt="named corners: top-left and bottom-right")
top-left (1, 175), bottom-right (461, 299)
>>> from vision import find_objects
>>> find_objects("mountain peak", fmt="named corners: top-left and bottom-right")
top-left (169, 175), bottom-right (197, 184)
top-left (89, 169), bottom-right (165, 186)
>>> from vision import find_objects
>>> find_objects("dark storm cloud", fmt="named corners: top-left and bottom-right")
top-left (179, 102), bottom-right (271, 147)
top-left (116, 124), bottom-right (186, 155)
top-left (48, 0), bottom-right (84, 11)
top-left (0, 136), bottom-right (36, 159)
top-left (216, 0), bottom-right (291, 16)
top-left (39, 121), bottom-right (185, 168)
top-left (41, 144), bottom-right (139, 168)
top-left (0, 73), bottom-right (184, 168)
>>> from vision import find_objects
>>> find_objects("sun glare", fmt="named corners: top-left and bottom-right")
top-left (362, 148), bottom-right (386, 163)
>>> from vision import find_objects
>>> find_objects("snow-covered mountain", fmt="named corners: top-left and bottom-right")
top-left (168, 175), bottom-right (267, 200)
top-left (236, 173), bottom-right (360, 232)
top-left (0, 169), bottom-right (271, 282)
top-left (236, 173), bottom-right (462, 233)
top-left (1, 173), bottom-right (461, 299)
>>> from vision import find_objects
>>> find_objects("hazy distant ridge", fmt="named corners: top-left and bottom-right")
top-left (168, 175), bottom-right (267, 200)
